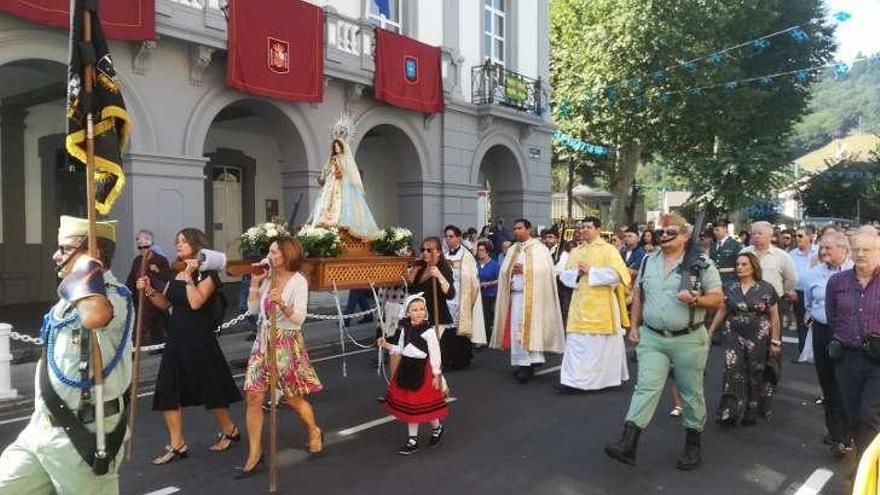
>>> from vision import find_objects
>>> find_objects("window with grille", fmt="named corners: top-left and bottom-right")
top-left (367, 0), bottom-right (401, 33)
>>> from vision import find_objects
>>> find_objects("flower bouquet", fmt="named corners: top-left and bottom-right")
top-left (372, 227), bottom-right (414, 256)
top-left (297, 226), bottom-right (343, 258)
top-left (240, 219), bottom-right (291, 257)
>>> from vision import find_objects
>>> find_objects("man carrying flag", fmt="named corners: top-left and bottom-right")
top-left (0, 1), bottom-right (132, 493)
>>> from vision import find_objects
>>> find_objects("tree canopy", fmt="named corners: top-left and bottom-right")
top-left (551, 0), bottom-right (835, 224)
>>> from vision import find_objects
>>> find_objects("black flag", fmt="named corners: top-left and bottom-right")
top-left (66, 0), bottom-right (131, 215)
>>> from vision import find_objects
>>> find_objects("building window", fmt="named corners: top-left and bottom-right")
top-left (483, 0), bottom-right (505, 65)
top-left (367, 0), bottom-right (401, 33)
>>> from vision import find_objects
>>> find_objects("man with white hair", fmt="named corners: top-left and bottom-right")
top-left (826, 231), bottom-right (880, 467)
top-left (741, 221), bottom-right (798, 319)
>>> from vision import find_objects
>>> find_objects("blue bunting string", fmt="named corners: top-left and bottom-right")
top-left (578, 11), bottom-right (850, 107)
top-left (553, 130), bottom-right (611, 157)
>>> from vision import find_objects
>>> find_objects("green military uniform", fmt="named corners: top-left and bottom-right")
top-left (625, 251), bottom-right (722, 432)
top-left (709, 236), bottom-right (742, 286)
top-left (0, 217), bottom-right (132, 495)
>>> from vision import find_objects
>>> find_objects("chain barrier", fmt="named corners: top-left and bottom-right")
top-left (9, 331), bottom-right (44, 346)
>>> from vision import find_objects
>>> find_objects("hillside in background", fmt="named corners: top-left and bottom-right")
top-left (790, 52), bottom-right (880, 155)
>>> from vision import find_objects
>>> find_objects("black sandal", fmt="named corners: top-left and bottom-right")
top-left (152, 443), bottom-right (189, 465)
top-left (210, 426), bottom-right (241, 452)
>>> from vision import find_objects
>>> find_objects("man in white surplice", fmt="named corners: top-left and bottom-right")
top-left (441, 225), bottom-right (487, 369)
top-left (557, 216), bottom-right (631, 394)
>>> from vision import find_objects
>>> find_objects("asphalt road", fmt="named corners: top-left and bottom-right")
top-left (0, 337), bottom-right (852, 495)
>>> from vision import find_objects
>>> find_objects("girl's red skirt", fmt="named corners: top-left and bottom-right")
top-left (384, 362), bottom-right (449, 423)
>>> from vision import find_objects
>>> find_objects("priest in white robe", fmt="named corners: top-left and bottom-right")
top-left (556, 216), bottom-right (631, 394)
top-left (442, 225), bottom-right (488, 369)
top-left (489, 219), bottom-right (565, 383)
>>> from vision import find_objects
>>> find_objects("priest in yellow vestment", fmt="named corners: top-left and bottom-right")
top-left (557, 216), bottom-right (631, 393)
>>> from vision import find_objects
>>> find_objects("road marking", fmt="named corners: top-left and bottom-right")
top-left (337, 398), bottom-right (459, 437)
top-left (535, 365), bottom-right (562, 376)
top-left (0, 348), bottom-right (377, 427)
top-left (782, 336), bottom-right (798, 344)
top-left (793, 468), bottom-right (833, 495)
top-left (142, 487), bottom-right (180, 495)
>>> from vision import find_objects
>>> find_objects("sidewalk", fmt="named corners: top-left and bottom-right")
top-left (0, 287), bottom-right (380, 418)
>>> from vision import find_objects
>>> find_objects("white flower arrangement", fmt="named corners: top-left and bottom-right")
top-left (296, 226), bottom-right (342, 258)
top-left (240, 220), bottom-right (291, 256)
top-left (373, 226), bottom-right (414, 256)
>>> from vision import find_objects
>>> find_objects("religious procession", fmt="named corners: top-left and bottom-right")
top-left (0, 1), bottom-right (879, 494)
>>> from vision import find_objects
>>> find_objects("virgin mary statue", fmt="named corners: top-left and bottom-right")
top-left (306, 114), bottom-right (381, 241)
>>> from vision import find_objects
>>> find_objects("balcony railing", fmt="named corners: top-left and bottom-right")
top-left (471, 61), bottom-right (544, 116)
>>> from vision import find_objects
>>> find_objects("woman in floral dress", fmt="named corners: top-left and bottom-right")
top-left (237, 237), bottom-right (323, 477)
top-left (708, 252), bottom-right (782, 427)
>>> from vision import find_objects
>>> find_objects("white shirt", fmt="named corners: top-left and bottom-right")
top-left (388, 326), bottom-right (442, 376)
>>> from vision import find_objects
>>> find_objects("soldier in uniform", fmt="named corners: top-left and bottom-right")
top-left (708, 219), bottom-right (741, 345)
top-left (0, 216), bottom-right (132, 494)
top-left (709, 219), bottom-right (742, 287)
top-left (604, 213), bottom-right (723, 470)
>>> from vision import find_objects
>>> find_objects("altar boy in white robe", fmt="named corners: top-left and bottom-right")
top-left (442, 225), bottom-right (488, 370)
top-left (489, 218), bottom-right (565, 383)
top-left (556, 216), bottom-right (631, 394)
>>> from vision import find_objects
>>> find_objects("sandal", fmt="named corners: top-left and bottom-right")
top-left (210, 425), bottom-right (241, 452)
top-left (152, 443), bottom-right (188, 465)
top-left (308, 427), bottom-right (324, 455)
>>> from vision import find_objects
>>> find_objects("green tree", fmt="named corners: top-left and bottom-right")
top-left (551, 0), bottom-right (835, 224)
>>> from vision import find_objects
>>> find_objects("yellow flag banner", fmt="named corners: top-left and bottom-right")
top-left (66, 0), bottom-right (131, 215)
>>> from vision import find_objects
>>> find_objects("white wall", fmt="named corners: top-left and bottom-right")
top-left (417, 0), bottom-right (443, 46)
top-left (459, 0), bottom-right (482, 99)
top-left (516, 0), bottom-right (538, 79)
top-left (23, 99), bottom-right (65, 244)
top-left (322, 0), bottom-right (360, 18)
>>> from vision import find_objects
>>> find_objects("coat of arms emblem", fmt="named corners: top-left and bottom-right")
top-left (404, 56), bottom-right (418, 83)
top-left (268, 37), bottom-right (290, 74)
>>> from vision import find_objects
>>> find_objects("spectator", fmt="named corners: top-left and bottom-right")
top-left (476, 239), bottom-right (500, 343)
top-left (741, 221), bottom-right (798, 326)
top-left (804, 230), bottom-right (853, 456)
top-left (789, 226), bottom-right (817, 356)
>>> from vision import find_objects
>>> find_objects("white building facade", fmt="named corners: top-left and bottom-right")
top-left (0, 0), bottom-right (554, 304)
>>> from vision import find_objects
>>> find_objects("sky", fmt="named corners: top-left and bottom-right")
top-left (825, 0), bottom-right (880, 61)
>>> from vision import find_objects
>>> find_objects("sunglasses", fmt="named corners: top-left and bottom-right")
top-left (658, 229), bottom-right (680, 237)
top-left (420, 247), bottom-right (434, 253)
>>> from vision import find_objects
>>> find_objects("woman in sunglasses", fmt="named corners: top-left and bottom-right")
top-left (406, 237), bottom-right (456, 328)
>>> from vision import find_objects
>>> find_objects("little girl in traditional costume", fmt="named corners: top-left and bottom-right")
top-left (378, 293), bottom-right (448, 455)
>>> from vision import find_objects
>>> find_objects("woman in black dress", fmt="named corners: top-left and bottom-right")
top-left (138, 228), bottom-right (243, 464)
top-left (708, 252), bottom-right (782, 427)
top-left (407, 237), bottom-right (455, 329)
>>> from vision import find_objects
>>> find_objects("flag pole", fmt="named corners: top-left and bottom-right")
top-left (268, 273), bottom-right (279, 493)
top-left (126, 252), bottom-right (150, 459)
top-left (80, 0), bottom-right (108, 463)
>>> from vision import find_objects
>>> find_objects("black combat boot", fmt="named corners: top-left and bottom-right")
top-left (604, 421), bottom-right (641, 465)
top-left (676, 428), bottom-right (702, 470)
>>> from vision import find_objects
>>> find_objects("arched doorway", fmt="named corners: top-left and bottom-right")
top-left (201, 99), bottom-right (308, 269)
top-left (0, 58), bottom-right (69, 304)
top-left (354, 124), bottom-right (423, 230)
top-left (477, 144), bottom-right (524, 228)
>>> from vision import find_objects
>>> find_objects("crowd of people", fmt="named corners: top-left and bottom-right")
top-left (2, 212), bottom-right (879, 493)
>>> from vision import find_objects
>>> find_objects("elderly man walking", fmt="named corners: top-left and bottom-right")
top-left (826, 231), bottom-right (880, 469)
top-left (741, 221), bottom-right (798, 328)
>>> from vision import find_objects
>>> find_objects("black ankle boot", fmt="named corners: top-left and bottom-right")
top-left (676, 429), bottom-right (702, 470)
top-left (604, 421), bottom-right (641, 465)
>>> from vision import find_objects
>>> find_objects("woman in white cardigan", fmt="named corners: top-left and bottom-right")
top-left (237, 238), bottom-right (323, 477)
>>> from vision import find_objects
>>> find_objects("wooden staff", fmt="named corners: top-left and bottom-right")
top-left (432, 276), bottom-right (441, 339)
top-left (125, 252), bottom-right (150, 459)
top-left (268, 275), bottom-right (279, 493)
top-left (81, 3), bottom-right (108, 462)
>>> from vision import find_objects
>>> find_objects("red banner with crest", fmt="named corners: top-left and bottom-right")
top-left (374, 28), bottom-right (444, 114)
top-left (0, 0), bottom-right (155, 41)
top-left (226, 0), bottom-right (324, 103)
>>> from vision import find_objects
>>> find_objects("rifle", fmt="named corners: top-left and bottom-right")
top-left (679, 208), bottom-right (709, 327)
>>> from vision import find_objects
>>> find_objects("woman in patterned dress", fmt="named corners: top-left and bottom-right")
top-left (237, 238), bottom-right (323, 477)
top-left (708, 252), bottom-right (782, 427)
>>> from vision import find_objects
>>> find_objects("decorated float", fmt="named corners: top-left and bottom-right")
top-left (229, 114), bottom-right (413, 290)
